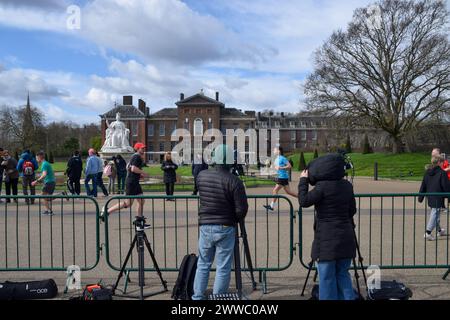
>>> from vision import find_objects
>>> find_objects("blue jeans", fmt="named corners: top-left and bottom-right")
top-left (117, 172), bottom-right (126, 194)
top-left (317, 259), bottom-right (354, 300)
top-left (427, 208), bottom-right (442, 233)
top-left (84, 174), bottom-right (98, 197)
top-left (192, 225), bottom-right (236, 300)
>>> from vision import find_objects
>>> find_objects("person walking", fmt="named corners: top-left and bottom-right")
top-left (104, 160), bottom-right (117, 195)
top-left (192, 144), bottom-right (249, 300)
top-left (263, 146), bottom-right (298, 212)
top-left (100, 143), bottom-right (150, 229)
top-left (161, 152), bottom-right (178, 200)
top-left (66, 150), bottom-right (83, 195)
top-left (95, 153), bottom-right (108, 197)
top-left (84, 148), bottom-right (100, 197)
top-left (113, 155), bottom-right (127, 194)
top-left (31, 151), bottom-right (56, 215)
top-left (298, 154), bottom-right (357, 300)
top-left (192, 153), bottom-right (208, 196)
top-left (0, 148), bottom-right (4, 203)
top-left (17, 150), bottom-right (39, 204)
top-left (1, 150), bottom-right (19, 203)
top-left (419, 156), bottom-right (450, 241)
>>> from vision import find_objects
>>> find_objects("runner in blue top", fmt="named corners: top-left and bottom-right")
top-left (264, 147), bottom-right (298, 211)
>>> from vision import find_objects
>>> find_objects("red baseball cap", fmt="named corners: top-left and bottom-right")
top-left (134, 142), bottom-right (146, 150)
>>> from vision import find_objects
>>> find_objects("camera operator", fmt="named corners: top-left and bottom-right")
top-left (298, 154), bottom-right (357, 300)
top-left (192, 144), bottom-right (248, 300)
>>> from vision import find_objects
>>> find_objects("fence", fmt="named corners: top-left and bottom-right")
top-left (0, 195), bottom-right (100, 272)
top-left (298, 193), bottom-right (450, 279)
top-left (103, 195), bottom-right (295, 293)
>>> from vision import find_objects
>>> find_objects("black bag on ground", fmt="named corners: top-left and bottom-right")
top-left (0, 279), bottom-right (58, 300)
top-left (172, 254), bottom-right (198, 300)
top-left (310, 284), bottom-right (365, 300)
top-left (307, 154), bottom-right (346, 186)
top-left (367, 281), bottom-right (412, 300)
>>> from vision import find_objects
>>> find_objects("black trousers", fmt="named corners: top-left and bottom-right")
top-left (68, 177), bottom-right (81, 195)
top-left (165, 182), bottom-right (175, 196)
top-left (0, 175), bottom-right (3, 196)
top-left (96, 172), bottom-right (108, 196)
top-left (5, 178), bottom-right (19, 202)
top-left (193, 177), bottom-right (198, 195)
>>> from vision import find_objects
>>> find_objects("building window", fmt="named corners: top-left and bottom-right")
top-left (274, 121), bottom-right (280, 128)
top-left (184, 109), bottom-right (190, 114)
top-left (132, 121), bottom-right (138, 137)
top-left (171, 141), bottom-right (177, 151)
top-left (290, 121), bottom-right (296, 128)
top-left (160, 142), bottom-right (165, 152)
top-left (259, 122), bottom-right (267, 128)
top-left (207, 109), bottom-right (212, 114)
top-left (194, 118), bottom-right (203, 136)
top-left (148, 144), bottom-right (154, 152)
top-left (312, 131), bottom-right (318, 141)
top-left (172, 122), bottom-right (177, 135)
top-left (301, 131), bottom-right (307, 141)
top-left (300, 121), bottom-right (306, 128)
top-left (196, 109), bottom-right (201, 114)
top-left (147, 124), bottom-right (154, 137)
top-left (291, 142), bottom-right (297, 150)
top-left (208, 118), bottom-right (213, 130)
top-left (159, 123), bottom-right (165, 136)
top-left (311, 121), bottom-right (316, 127)
top-left (291, 131), bottom-right (296, 141)
top-left (184, 119), bottom-right (189, 130)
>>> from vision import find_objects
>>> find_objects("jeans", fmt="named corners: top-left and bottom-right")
top-left (427, 207), bottom-right (443, 233)
top-left (165, 182), bottom-right (174, 196)
top-left (108, 176), bottom-right (116, 194)
top-left (117, 172), bottom-right (126, 194)
top-left (317, 259), bottom-right (354, 300)
top-left (192, 225), bottom-right (236, 300)
top-left (22, 175), bottom-right (36, 203)
top-left (84, 174), bottom-right (98, 197)
top-left (96, 172), bottom-right (108, 196)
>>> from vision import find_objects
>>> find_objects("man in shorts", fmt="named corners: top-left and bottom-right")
top-left (32, 151), bottom-right (56, 215)
top-left (264, 147), bottom-right (298, 211)
top-left (101, 143), bottom-right (150, 230)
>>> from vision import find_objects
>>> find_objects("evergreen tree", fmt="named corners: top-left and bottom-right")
top-left (345, 135), bottom-right (352, 154)
top-left (49, 151), bottom-right (55, 164)
top-left (362, 134), bottom-right (372, 154)
top-left (313, 149), bottom-right (319, 159)
top-left (298, 152), bottom-right (307, 171)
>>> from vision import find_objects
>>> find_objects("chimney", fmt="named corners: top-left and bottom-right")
top-left (138, 99), bottom-right (146, 114)
top-left (180, 93), bottom-right (185, 101)
top-left (281, 112), bottom-right (285, 118)
top-left (215, 91), bottom-right (219, 101)
top-left (123, 95), bottom-right (133, 105)
top-left (146, 107), bottom-right (150, 116)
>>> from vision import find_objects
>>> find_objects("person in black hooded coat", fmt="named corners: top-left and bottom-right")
top-left (298, 154), bottom-right (356, 300)
top-left (161, 152), bottom-right (178, 199)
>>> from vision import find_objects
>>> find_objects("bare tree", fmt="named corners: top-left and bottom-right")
top-left (304, 0), bottom-right (450, 153)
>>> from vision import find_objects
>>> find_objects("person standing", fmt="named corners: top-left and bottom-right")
top-left (84, 148), bottom-right (100, 197)
top-left (66, 151), bottom-right (83, 195)
top-left (192, 145), bottom-right (248, 300)
top-left (419, 156), bottom-right (450, 241)
top-left (298, 155), bottom-right (357, 301)
top-left (161, 152), bottom-right (178, 200)
top-left (113, 155), bottom-right (127, 194)
top-left (17, 150), bottom-right (39, 204)
top-left (192, 153), bottom-right (208, 196)
top-left (95, 153), bottom-right (109, 197)
top-left (101, 143), bottom-right (150, 229)
top-left (263, 147), bottom-right (298, 212)
top-left (432, 148), bottom-right (450, 180)
top-left (1, 150), bottom-right (19, 203)
top-left (31, 151), bottom-right (56, 215)
top-left (104, 160), bottom-right (117, 195)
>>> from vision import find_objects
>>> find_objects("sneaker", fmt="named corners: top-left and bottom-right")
top-left (438, 229), bottom-right (447, 237)
top-left (263, 205), bottom-right (274, 212)
top-left (424, 233), bottom-right (435, 241)
top-left (42, 210), bottom-right (54, 216)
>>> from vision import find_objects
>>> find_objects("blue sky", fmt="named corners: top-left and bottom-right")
top-left (0, 0), bottom-right (376, 124)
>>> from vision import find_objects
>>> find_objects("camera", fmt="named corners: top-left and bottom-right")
top-left (133, 216), bottom-right (149, 230)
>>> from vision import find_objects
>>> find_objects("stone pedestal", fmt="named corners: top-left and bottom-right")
top-left (98, 151), bottom-right (134, 162)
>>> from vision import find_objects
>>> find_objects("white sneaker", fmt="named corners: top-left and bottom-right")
top-left (424, 233), bottom-right (435, 241)
top-left (438, 229), bottom-right (447, 237)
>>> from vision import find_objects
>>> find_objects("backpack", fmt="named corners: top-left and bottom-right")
top-left (23, 160), bottom-right (35, 176)
top-left (367, 281), bottom-right (413, 300)
top-left (103, 165), bottom-right (112, 177)
top-left (171, 254), bottom-right (198, 300)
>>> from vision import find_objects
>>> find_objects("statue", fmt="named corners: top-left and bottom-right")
top-left (101, 112), bottom-right (134, 153)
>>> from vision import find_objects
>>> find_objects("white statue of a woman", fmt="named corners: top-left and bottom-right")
top-left (101, 112), bottom-right (134, 152)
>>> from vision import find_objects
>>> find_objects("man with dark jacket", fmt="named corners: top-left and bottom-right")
top-left (17, 150), bottom-right (39, 204)
top-left (191, 153), bottom-right (208, 195)
top-left (66, 151), bottom-right (83, 195)
top-left (298, 154), bottom-right (356, 300)
top-left (419, 156), bottom-right (450, 241)
top-left (192, 145), bottom-right (248, 300)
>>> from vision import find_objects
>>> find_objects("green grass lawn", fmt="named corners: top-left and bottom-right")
top-left (288, 152), bottom-right (430, 181)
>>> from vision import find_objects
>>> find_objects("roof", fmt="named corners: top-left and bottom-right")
top-left (149, 108), bottom-right (178, 118)
top-left (221, 108), bottom-right (253, 118)
top-left (101, 105), bottom-right (145, 119)
top-left (176, 93), bottom-right (224, 107)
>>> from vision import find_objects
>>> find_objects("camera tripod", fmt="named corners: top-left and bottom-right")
top-left (112, 216), bottom-right (168, 300)
top-left (300, 229), bottom-right (367, 299)
top-left (235, 220), bottom-right (257, 297)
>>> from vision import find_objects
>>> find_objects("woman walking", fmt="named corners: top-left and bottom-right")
top-left (161, 152), bottom-right (178, 201)
top-left (1, 150), bottom-right (19, 203)
top-left (113, 155), bottom-right (127, 195)
top-left (104, 160), bottom-right (117, 195)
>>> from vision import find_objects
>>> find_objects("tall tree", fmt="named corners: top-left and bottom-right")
top-left (304, 0), bottom-right (450, 153)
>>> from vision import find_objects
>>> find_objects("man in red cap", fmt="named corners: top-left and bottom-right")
top-left (101, 142), bottom-right (149, 230)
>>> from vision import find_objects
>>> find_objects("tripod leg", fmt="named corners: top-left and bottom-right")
top-left (239, 221), bottom-right (257, 290)
top-left (137, 232), bottom-right (145, 300)
top-left (143, 234), bottom-right (168, 290)
top-left (113, 235), bottom-right (138, 294)
top-left (234, 226), bottom-right (243, 297)
top-left (352, 257), bottom-right (361, 299)
top-left (301, 260), bottom-right (314, 297)
top-left (443, 268), bottom-right (450, 280)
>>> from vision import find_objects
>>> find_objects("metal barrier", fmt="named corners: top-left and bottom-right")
top-left (298, 193), bottom-right (450, 277)
top-left (103, 195), bottom-right (295, 293)
top-left (0, 195), bottom-right (100, 272)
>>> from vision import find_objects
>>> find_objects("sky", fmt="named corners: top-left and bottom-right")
top-left (0, 0), bottom-right (377, 124)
